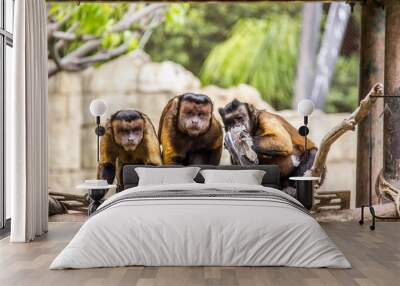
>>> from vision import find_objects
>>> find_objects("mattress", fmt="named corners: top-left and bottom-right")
top-left (50, 183), bottom-right (350, 269)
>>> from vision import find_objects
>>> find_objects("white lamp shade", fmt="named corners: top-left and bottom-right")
top-left (89, 99), bottom-right (107, 117)
top-left (298, 99), bottom-right (314, 116)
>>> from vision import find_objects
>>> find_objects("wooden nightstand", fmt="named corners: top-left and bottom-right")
top-left (289, 177), bottom-right (320, 210)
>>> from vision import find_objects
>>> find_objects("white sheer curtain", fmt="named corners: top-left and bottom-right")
top-left (7, 0), bottom-right (48, 242)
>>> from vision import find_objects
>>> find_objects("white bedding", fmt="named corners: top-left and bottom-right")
top-left (50, 183), bottom-right (351, 269)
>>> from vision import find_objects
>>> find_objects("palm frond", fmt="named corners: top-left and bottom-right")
top-left (200, 16), bottom-right (300, 110)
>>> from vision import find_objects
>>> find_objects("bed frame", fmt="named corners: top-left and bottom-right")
top-left (122, 165), bottom-right (281, 190)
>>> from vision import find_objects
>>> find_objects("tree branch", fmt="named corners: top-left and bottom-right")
top-left (60, 39), bottom-right (102, 64)
top-left (75, 43), bottom-right (129, 65)
top-left (376, 170), bottom-right (400, 215)
top-left (48, 3), bottom-right (166, 77)
top-left (47, 12), bottom-right (73, 40)
top-left (137, 12), bottom-right (164, 49)
top-left (305, 83), bottom-right (384, 186)
top-left (110, 3), bottom-right (166, 33)
top-left (52, 31), bottom-right (96, 42)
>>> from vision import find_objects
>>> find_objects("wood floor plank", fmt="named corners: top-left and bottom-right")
top-left (0, 222), bottom-right (399, 286)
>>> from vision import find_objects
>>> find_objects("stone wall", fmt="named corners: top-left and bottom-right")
top-left (48, 51), bottom-right (357, 207)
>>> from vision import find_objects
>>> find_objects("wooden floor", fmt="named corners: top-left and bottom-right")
top-left (0, 222), bottom-right (399, 286)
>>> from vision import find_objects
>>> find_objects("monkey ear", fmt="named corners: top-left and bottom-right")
top-left (218, 107), bottom-right (225, 117)
top-left (232, 99), bottom-right (241, 108)
top-left (246, 103), bottom-right (258, 129)
top-left (246, 103), bottom-right (255, 114)
top-left (105, 120), bottom-right (113, 134)
top-left (172, 97), bottom-right (180, 117)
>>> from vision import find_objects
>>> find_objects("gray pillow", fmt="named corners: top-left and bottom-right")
top-left (200, 169), bottom-right (266, 185)
top-left (135, 167), bottom-right (201, 186)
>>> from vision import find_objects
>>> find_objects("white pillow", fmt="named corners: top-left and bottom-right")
top-left (135, 167), bottom-right (200, 186)
top-left (200, 169), bottom-right (266, 185)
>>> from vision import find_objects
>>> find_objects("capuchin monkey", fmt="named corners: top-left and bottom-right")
top-left (219, 99), bottom-right (317, 187)
top-left (98, 110), bottom-right (162, 192)
top-left (158, 93), bottom-right (223, 165)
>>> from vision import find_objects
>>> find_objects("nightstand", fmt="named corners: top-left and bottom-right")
top-left (289, 177), bottom-right (320, 210)
top-left (77, 182), bottom-right (116, 215)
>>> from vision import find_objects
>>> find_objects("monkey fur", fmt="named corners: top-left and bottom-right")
top-left (219, 99), bottom-right (317, 186)
top-left (97, 110), bottom-right (162, 192)
top-left (158, 93), bottom-right (223, 165)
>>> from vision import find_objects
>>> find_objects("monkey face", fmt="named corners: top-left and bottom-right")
top-left (219, 100), bottom-right (253, 133)
top-left (178, 101), bottom-right (212, 137)
top-left (112, 118), bottom-right (144, 152)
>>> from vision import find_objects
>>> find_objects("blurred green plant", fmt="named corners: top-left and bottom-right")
top-left (325, 55), bottom-right (359, 113)
top-left (200, 16), bottom-right (300, 110)
top-left (147, 3), bottom-right (301, 77)
top-left (48, 3), bottom-right (359, 113)
top-left (50, 4), bottom-right (128, 41)
top-left (47, 3), bottom-right (181, 77)
top-left (147, 3), bottom-right (360, 112)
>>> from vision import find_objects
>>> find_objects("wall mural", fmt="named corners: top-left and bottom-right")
top-left (47, 2), bottom-right (361, 221)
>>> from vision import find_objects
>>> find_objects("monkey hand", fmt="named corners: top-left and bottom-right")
top-left (98, 163), bottom-right (116, 184)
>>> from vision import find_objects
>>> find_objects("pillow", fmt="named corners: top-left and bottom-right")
top-left (135, 167), bottom-right (201, 186)
top-left (200, 169), bottom-right (266, 185)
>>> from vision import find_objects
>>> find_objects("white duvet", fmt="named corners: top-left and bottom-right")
top-left (50, 183), bottom-right (350, 269)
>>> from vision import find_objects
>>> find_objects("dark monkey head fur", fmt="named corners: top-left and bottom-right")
top-left (177, 93), bottom-right (213, 137)
top-left (218, 99), bottom-right (256, 133)
top-left (110, 110), bottom-right (145, 152)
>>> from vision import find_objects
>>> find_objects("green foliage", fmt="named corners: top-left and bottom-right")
top-left (164, 3), bottom-right (190, 32)
top-left (48, 3), bottom-right (180, 61)
top-left (146, 3), bottom-right (302, 77)
top-left (200, 16), bottom-right (300, 110)
top-left (325, 56), bottom-right (359, 113)
top-left (49, 3), bottom-right (133, 53)
top-left (146, 3), bottom-right (361, 112)
top-left (49, 3), bottom-right (359, 113)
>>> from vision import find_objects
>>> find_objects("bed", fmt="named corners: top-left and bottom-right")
top-left (50, 165), bottom-right (350, 269)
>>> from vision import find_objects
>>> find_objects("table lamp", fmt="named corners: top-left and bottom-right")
top-left (89, 99), bottom-right (107, 162)
top-left (297, 99), bottom-right (314, 161)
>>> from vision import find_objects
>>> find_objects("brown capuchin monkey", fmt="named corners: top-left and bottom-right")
top-left (219, 99), bottom-right (317, 187)
top-left (98, 110), bottom-right (162, 192)
top-left (158, 93), bottom-right (223, 165)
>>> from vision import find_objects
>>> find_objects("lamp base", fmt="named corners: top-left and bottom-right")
top-left (88, 188), bottom-right (108, 215)
top-left (295, 180), bottom-right (314, 210)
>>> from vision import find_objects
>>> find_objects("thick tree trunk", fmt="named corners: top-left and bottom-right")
top-left (356, 0), bottom-right (385, 207)
top-left (371, 1), bottom-right (400, 215)
top-left (383, 1), bottom-right (400, 189)
top-left (310, 3), bottom-right (350, 109)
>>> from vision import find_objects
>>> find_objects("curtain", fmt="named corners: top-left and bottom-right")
top-left (7, 0), bottom-right (48, 242)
